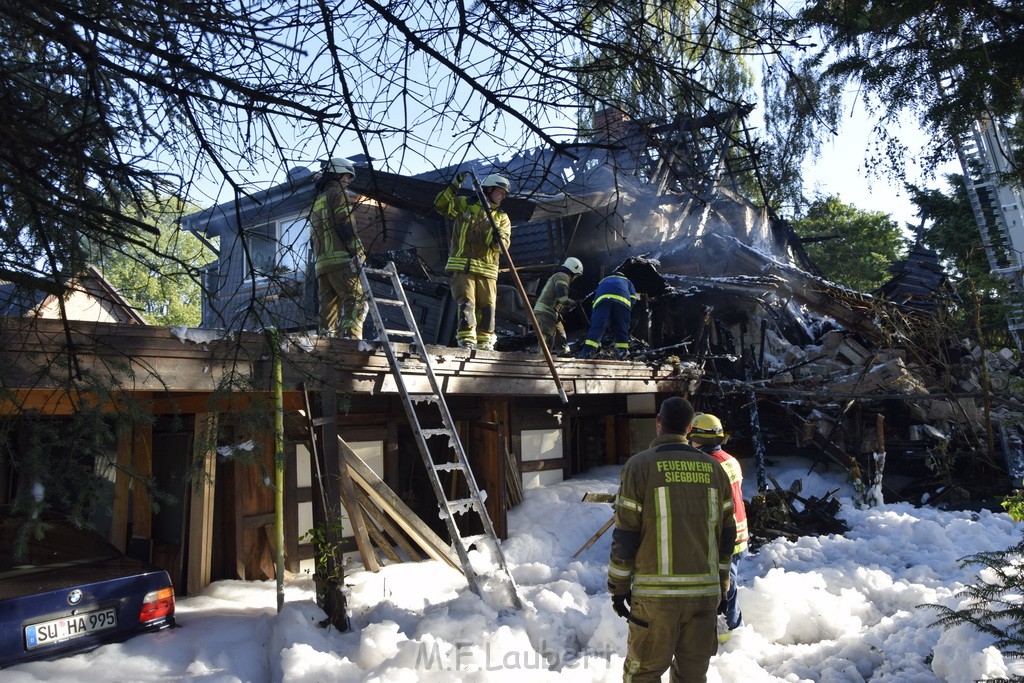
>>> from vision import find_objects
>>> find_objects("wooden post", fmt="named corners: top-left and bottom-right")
top-left (131, 422), bottom-right (153, 559)
top-left (111, 429), bottom-right (133, 551)
top-left (186, 412), bottom-right (217, 595)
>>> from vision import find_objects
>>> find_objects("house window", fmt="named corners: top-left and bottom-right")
top-left (246, 216), bottom-right (310, 278)
top-left (248, 222), bottom-right (277, 275)
top-left (279, 217), bottom-right (309, 272)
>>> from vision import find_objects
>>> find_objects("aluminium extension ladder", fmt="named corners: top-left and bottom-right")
top-left (358, 260), bottom-right (523, 611)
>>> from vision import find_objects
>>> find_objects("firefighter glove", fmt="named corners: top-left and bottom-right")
top-left (717, 598), bottom-right (728, 615)
top-left (612, 592), bottom-right (631, 619)
top-left (454, 172), bottom-right (469, 186)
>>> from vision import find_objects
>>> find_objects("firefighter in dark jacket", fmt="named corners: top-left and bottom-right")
top-left (434, 172), bottom-right (512, 351)
top-left (532, 257), bottom-right (583, 355)
top-left (608, 397), bottom-right (736, 683)
top-left (310, 158), bottom-right (366, 339)
top-left (578, 271), bottom-right (638, 359)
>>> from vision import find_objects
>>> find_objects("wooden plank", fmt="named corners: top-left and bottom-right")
top-left (521, 458), bottom-right (566, 473)
top-left (0, 318), bottom-right (701, 396)
top-left (187, 412), bottom-right (217, 595)
top-left (337, 434), bottom-right (382, 572)
top-left (573, 516), bottom-right (615, 559)
top-left (341, 439), bottom-right (460, 571)
top-left (479, 400), bottom-right (507, 538)
top-left (355, 487), bottom-right (421, 562)
top-left (243, 512), bottom-right (277, 528)
top-left (231, 459), bottom-right (246, 580)
top-left (131, 423), bottom-right (153, 541)
top-left (351, 496), bottom-right (402, 564)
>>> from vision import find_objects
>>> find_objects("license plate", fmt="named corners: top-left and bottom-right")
top-left (25, 607), bottom-right (118, 649)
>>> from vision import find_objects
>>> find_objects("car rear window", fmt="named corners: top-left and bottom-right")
top-left (0, 519), bottom-right (122, 578)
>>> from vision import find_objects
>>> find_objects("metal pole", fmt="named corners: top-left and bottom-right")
top-left (468, 169), bottom-right (568, 404)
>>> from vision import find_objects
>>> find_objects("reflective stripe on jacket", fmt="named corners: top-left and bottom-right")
top-left (608, 434), bottom-right (736, 609)
top-left (593, 273), bottom-right (638, 309)
top-left (435, 183), bottom-right (511, 280)
top-left (310, 183), bottom-right (362, 275)
top-left (708, 446), bottom-right (749, 555)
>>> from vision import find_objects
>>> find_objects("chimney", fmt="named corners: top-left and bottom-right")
top-left (593, 107), bottom-right (630, 141)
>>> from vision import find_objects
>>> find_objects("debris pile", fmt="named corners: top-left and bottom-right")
top-left (746, 476), bottom-right (848, 549)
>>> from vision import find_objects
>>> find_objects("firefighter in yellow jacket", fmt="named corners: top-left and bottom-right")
top-left (434, 172), bottom-right (512, 350)
top-left (310, 158), bottom-right (366, 339)
top-left (608, 397), bottom-right (736, 683)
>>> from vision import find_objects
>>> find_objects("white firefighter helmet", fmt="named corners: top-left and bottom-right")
top-left (563, 257), bottom-right (583, 276)
top-left (481, 174), bottom-right (511, 192)
top-left (323, 157), bottom-right (356, 179)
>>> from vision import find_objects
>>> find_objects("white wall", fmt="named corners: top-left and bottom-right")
top-left (521, 428), bottom-right (563, 489)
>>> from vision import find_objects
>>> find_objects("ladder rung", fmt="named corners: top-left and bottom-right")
top-left (460, 534), bottom-right (490, 548)
top-left (433, 462), bottom-right (466, 472)
top-left (362, 266), bottom-right (390, 277)
top-left (311, 416), bottom-right (334, 427)
top-left (384, 329), bottom-right (415, 337)
top-left (446, 498), bottom-right (480, 514)
top-left (375, 297), bottom-right (405, 308)
top-left (421, 428), bottom-right (452, 438)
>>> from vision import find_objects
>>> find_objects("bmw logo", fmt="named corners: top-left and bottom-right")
top-left (67, 590), bottom-right (83, 605)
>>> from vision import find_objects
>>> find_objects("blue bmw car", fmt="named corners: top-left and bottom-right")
top-left (0, 517), bottom-right (176, 668)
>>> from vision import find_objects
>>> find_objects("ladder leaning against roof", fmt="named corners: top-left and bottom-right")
top-left (358, 259), bottom-right (523, 611)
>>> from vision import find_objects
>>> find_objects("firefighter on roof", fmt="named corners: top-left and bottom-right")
top-left (533, 256), bottom-right (583, 356)
top-left (434, 172), bottom-right (512, 351)
top-left (310, 157), bottom-right (367, 339)
top-left (578, 270), bottom-right (638, 360)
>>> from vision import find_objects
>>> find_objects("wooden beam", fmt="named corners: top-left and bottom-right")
top-left (131, 422), bottom-right (153, 543)
top-left (521, 458), bottom-right (566, 473)
top-left (336, 434), bottom-right (381, 572)
top-left (187, 413), bottom-right (217, 595)
top-left (355, 486), bottom-right (422, 563)
top-left (0, 318), bottom-right (701, 397)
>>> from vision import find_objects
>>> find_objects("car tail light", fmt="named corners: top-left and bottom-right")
top-left (139, 587), bottom-right (175, 623)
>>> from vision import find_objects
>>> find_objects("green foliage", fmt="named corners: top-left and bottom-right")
top-left (793, 196), bottom-right (908, 292)
top-left (797, 0), bottom-right (1024, 185)
top-left (1003, 488), bottom-right (1024, 523)
top-left (301, 508), bottom-right (347, 581)
top-left (757, 55), bottom-right (843, 213)
top-left (88, 193), bottom-right (214, 327)
top-left (929, 538), bottom-right (1024, 658)
top-left (576, 0), bottom-right (766, 122)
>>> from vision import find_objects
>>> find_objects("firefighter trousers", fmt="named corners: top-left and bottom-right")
top-left (318, 268), bottom-right (366, 339)
top-left (449, 271), bottom-right (497, 348)
top-left (622, 597), bottom-right (717, 683)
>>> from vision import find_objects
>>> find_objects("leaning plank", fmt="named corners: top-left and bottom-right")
top-left (335, 434), bottom-right (381, 573)
top-left (355, 487), bottom-right (417, 563)
top-left (340, 437), bottom-right (460, 571)
top-left (354, 500), bottom-right (402, 564)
